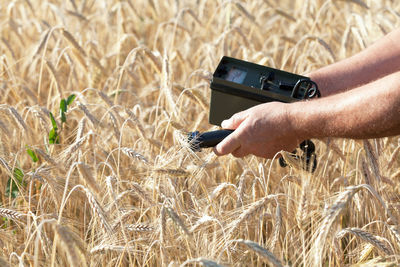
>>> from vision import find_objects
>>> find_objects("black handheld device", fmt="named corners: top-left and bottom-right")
top-left (188, 56), bottom-right (320, 172)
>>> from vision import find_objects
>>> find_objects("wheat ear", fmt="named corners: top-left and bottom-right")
top-left (121, 147), bottom-right (149, 164)
top-left (90, 244), bottom-right (141, 254)
top-left (78, 102), bottom-right (100, 126)
top-left (165, 207), bottom-right (191, 236)
top-left (209, 183), bottom-right (237, 201)
top-left (387, 144), bottom-right (400, 169)
top-left (129, 181), bottom-right (155, 206)
top-left (9, 107), bottom-right (28, 133)
top-left (180, 257), bottom-right (225, 267)
top-left (335, 227), bottom-right (392, 255)
top-left (311, 185), bottom-right (363, 265)
top-left (269, 198), bottom-right (282, 253)
top-left (80, 186), bottom-right (112, 234)
top-left (154, 168), bottom-right (189, 177)
top-left (190, 215), bottom-right (216, 233)
top-left (363, 140), bottom-right (381, 181)
top-left (54, 224), bottom-right (88, 267)
top-left (0, 208), bottom-right (25, 221)
top-left (233, 239), bottom-right (283, 267)
top-left (126, 224), bottom-right (154, 232)
top-left (77, 163), bottom-right (101, 195)
top-left (227, 195), bottom-right (276, 238)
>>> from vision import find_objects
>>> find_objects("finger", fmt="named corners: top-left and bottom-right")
top-left (221, 110), bottom-right (248, 129)
top-left (214, 132), bottom-right (241, 155)
top-left (232, 146), bottom-right (248, 158)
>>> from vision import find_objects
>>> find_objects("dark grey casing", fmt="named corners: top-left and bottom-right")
top-left (209, 56), bottom-right (312, 125)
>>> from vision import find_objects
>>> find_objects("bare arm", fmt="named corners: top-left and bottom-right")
top-left (309, 28), bottom-right (400, 96)
top-left (293, 71), bottom-right (400, 139)
top-left (214, 71), bottom-right (400, 158)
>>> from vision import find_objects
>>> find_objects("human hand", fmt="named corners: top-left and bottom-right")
top-left (213, 102), bottom-right (301, 158)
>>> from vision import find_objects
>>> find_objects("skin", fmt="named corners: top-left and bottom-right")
top-left (311, 28), bottom-right (400, 96)
top-left (214, 29), bottom-right (400, 158)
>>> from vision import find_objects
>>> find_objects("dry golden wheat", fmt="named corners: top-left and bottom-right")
top-left (1, 0), bottom-right (400, 266)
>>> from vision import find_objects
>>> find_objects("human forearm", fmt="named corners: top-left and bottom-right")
top-left (291, 71), bottom-right (400, 140)
top-left (214, 71), bottom-right (400, 159)
top-left (309, 28), bottom-right (400, 96)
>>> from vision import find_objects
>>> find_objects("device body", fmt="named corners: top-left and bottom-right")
top-left (209, 56), bottom-right (318, 125)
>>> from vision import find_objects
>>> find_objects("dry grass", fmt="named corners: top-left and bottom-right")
top-left (1, 0), bottom-right (400, 266)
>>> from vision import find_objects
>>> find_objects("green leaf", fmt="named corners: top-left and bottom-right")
top-left (60, 110), bottom-right (66, 123)
top-left (66, 94), bottom-right (76, 106)
top-left (60, 99), bottom-right (67, 123)
top-left (49, 112), bottom-right (58, 130)
top-left (5, 178), bottom-right (18, 198)
top-left (48, 128), bottom-right (59, 144)
top-left (2, 217), bottom-right (9, 228)
top-left (26, 147), bottom-right (39, 162)
top-left (60, 99), bottom-right (67, 113)
top-left (5, 168), bottom-right (24, 198)
top-left (13, 168), bottom-right (23, 183)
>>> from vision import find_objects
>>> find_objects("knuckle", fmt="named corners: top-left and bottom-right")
top-left (230, 114), bottom-right (240, 124)
top-left (232, 151), bottom-right (242, 158)
top-left (232, 148), bottom-right (247, 158)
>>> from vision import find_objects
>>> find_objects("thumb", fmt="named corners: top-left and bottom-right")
top-left (221, 111), bottom-right (247, 129)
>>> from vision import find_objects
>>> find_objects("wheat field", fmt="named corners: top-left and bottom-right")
top-left (0, 0), bottom-right (400, 266)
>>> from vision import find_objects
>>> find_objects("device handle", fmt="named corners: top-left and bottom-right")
top-left (188, 129), bottom-right (234, 152)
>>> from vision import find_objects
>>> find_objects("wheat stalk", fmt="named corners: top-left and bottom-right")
top-left (2, 0), bottom-right (400, 265)
top-left (391, 169), bottom-right (400, 180)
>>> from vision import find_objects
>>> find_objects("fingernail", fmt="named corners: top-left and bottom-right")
top-left (221, 120), bottom-right (229, 128)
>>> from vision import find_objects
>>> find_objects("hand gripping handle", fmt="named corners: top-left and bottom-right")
top-left (188, 130), bottom-right (317, 173)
